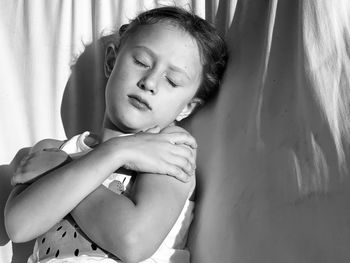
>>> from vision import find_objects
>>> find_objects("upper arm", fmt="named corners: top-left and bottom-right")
top-left (72, 172), bottom-right (195, 262)
top-left (129, 172), bottom-right (195, 243)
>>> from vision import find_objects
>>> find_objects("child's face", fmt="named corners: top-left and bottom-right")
top-left (104, 22), bottom-right (202, 133)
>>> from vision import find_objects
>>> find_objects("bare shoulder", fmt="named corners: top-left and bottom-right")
top-left (126, 172), bottom-right (195, 256)
top-left (131, 171), bottom-right (195, 213)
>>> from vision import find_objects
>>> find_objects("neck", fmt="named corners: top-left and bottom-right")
top-left (99, 115), bottom-right (126, 142)
top-left (99, 128), bottom-right (125, 142)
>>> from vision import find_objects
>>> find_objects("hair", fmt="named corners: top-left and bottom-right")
top-left (115, 6), bottom-right (228, 105)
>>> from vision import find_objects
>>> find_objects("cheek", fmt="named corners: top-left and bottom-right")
top-left (111, 56), bottom-right (136, 82)
top-left (111, 66), bottom-right (130, 84)
top-left (106, 68), bottom-right (132, 97)
top-left (158, 95), bottom-right (189, 116)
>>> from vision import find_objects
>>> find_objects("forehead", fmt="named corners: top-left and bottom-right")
top-left (122, 23), bottom-right (202, 80)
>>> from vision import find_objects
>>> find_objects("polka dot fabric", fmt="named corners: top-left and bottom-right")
top-left (27, 132), bottom-right (194, 262)
top-left (36, 215), bottom-right (117, 262)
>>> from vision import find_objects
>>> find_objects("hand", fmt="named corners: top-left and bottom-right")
top-left (159, 125), bottom-right (197, 167)
top-left (12, 148), bottom-right (71, 186)
top-left (109, 126), bottom-right (197, 182)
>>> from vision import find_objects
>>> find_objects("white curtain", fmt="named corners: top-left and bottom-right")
top-left (1, 0), bottom-right (350, 262)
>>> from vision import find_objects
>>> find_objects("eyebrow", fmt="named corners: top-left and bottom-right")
top-left (133, 46), bottom-right (191, 80)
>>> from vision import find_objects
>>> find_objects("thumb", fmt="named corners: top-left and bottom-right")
top-left (144, 126), bottom-right (161, 134)
top-left (11, 174), bottom-right (22, 186)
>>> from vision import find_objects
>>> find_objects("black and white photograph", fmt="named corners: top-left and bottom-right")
top-left (1, 0), bottom-right (350, 262)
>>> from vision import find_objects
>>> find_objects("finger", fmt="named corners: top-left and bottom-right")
top-left (164, 133), bottom-right (197, 149)
top-left (11, 175), bottom-right (20, 186)
top-left (170, 145), bottom-right (195, 168)
top-left (143, 126), bottom-right (161, 134)
top-left (167, 154), bottom-right (194, 178)
top-left (11, 171), bottom-right (31, 185)
top-left (18, 155), bottom-right (30, 167)
top-left (165, 163), bottom-right (190, 183)
top-left (24, 150), bottom-right (70, 168)
top-left (11, 172), bottom-right (37, 186)
top-left (160, 124), bottom-right (183, 134)
top-left (15, 158), bottom-right (28, 175)
top-left (14, 167), bottom-right (23, 177)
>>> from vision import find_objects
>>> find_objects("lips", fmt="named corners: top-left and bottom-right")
top-left (127, 94), bottom-right (152, 111)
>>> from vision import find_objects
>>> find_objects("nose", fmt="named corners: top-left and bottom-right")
top-left (137, 71), bottom-right (158, 95)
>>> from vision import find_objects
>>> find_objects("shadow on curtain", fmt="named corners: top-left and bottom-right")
top-left (61, 36), bottom-right (110, 138)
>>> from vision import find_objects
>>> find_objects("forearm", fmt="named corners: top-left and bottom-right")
top-left (5, 141), bottom-right (124, 242)
top-left (71, 186), bottom-right (139, 261)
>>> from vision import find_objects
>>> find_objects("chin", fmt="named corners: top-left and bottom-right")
top-left (115, 119), bottom-right (148, 133)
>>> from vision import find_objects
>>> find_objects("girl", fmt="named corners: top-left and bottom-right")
top-left (5, 6), bottom-right (227, 263)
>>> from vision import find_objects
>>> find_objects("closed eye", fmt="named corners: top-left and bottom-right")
top-left (134, 59), bottom-right (149, 68)
top-left (166, 77), bottom-right (178, 88)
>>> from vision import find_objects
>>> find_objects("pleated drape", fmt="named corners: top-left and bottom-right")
top-left (187, 1), bottom-right (350, 262)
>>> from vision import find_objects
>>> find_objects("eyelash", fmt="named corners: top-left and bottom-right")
top-left (134, 59), bottom-right (149, 68)
top-left (134, 58), bottom-right (178, 87)
top-left (166, 77), bottom-right (178, 87)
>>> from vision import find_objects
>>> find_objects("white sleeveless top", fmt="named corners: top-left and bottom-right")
top-left (28, 132), bottom-right (195, 263)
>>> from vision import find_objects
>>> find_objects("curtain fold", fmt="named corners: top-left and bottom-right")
top-left (187, 0), bottom-right (350, 262)
top-left (1, 0), bottom-right (350, 262)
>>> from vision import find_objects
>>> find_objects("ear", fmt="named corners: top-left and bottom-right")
top-left (104, 44), bottom-right (117, 78)
top-left (176, 98), bottom-right (203, 121)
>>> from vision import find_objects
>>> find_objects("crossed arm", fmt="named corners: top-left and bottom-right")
top-left (72, 171), bottom-right (194, 262)
top-left (5, 127), bottom-right (196, 263)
